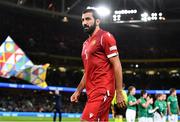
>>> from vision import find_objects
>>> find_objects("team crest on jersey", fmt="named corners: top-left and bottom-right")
top-left (91, 40), bottom-right (96, 46)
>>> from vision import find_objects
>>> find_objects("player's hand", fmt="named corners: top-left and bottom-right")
top-left (116, 91), bottom-right (126, 108)
top-left (149, 98), bottom-right (153, 104)
top-left (70, 91), bottom-right (80, 103)
top-left (136, 99), bottom-right (141, 104)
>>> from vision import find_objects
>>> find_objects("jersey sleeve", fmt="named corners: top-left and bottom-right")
top-left (167, 97), bottom-right (171, 104)
top-left (101, 32), bottom-right (119, 58)
top-left (154, 101), bottom-right (158, 107)
top-left (140, 98), bottom-right (146, 106)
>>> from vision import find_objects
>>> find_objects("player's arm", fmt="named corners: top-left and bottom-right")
top-left (101, 32), bottom-right (125, 108)
top-left (129, 100), bottom-right (139, 106)
top-left (167, 100), bottom-right (172, 115)
top-left (177, 101), bottom-right (180, 115)
top-left (148, 107), bottom-right (159, 114)
top-left (109, 56), bottom-right (126, 108)
top-left (70, 73), bottom-right (86, 102)
top-left (142, 99), bottom-right (152, 108)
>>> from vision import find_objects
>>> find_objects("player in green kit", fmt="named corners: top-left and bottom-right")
top-left (154, 94), bottom-right (164, 122)
top-left (162, 94), bottom-right (167, 122)
top-left (126, 86), bottom-right (140, 122)
top-left (146, 94), bottom-right (158, 122)
top-left (138, 90), bottom-right (152, 122)
top-left (168, 88), bottom-right (180, 122)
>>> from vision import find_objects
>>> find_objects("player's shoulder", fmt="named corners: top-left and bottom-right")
top-left (167, 95), bottom-right (172, 99)
top-left (101, 29), bottom-right (114, 38)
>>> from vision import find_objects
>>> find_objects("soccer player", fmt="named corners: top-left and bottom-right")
top-left (111, 83), bottom-right (127, 122)
top-left (70, 9), bottom-right (126, 121)
top-left (154, 94), bottom-right (164, 122)
top-left (126, 86), bottom-right (140, 122)
top-left (138, 90), bottom-right (152, 122)
top-left (162, 94), bottom-right (167, 122)
top-left (167, 88), bottom-right (180, 122)
top-left (146, 94), bottom-right (158, 122)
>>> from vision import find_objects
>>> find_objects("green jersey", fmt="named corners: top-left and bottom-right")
top-left (127, 95), bottom-right (137, 111)
top-left (167, 95), bottom-right (179, 114)
top-left (138, 97), bottom-right (147, 117)
top-left (147, 104), bottom-right (154, 117)
top-left (154, 100), bottom-right (164, 113)
top-left (162, 100), bottom-right (167, 115)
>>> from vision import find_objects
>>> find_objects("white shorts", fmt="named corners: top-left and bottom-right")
top-left (138, 117), bottom-right (147, 122)
top-left (163, 116), bottom-right (167, 122)
top-left (168, 114), bottom-right (178, 122)
top-left (146, 117), bottom-right (153, 122)
top-left (126, 109), bottom-right (136, 122)
top-left (153, 112), bottom-right (163, 122)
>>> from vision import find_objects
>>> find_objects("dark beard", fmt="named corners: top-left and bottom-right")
top-left (82, 23), bottom-right (96, 35)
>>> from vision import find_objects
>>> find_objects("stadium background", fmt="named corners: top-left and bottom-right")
top-left (0, 0), bottom-right (180, 121)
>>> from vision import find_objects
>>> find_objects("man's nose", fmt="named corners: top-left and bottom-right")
top-left (82, 20), bottom-right (88, 26)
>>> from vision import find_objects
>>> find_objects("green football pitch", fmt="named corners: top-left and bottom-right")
top-left (0, 117), bottom-right (116, 122)
top-left (0, 117), bottom-right (114, 122)
top-left (0, 117), bottom-right (178, 122)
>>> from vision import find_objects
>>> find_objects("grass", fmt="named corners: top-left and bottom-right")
top-left (0, 116), bottom-right (179, 122)
top-left (0, 117), bottom-right (114, 122)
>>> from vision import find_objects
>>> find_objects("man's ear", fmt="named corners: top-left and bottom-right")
top-left (96, 19), bottom-right (101, 26)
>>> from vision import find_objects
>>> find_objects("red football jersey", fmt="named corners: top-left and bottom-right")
top-left (81, 29), bottom-right (119, 98)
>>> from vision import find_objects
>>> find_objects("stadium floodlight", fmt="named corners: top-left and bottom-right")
top-left (59, 67), bottom-right (66, 72)
top-left (146, 70), bottom-right (155, 75)
top-left (125, 70), bottom-right (133, 74)
top-left (87, 6), bottom-right (111, 17)
top-left (169, 69), bottom-right (178, 74)
top-left (133, 72), bottom-right (136, 75)
top-left (96, 6), bottom-right (111, 17)
top-left (157, 72), bottom-right (160, 75)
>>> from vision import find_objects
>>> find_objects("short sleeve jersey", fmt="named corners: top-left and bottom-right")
top-left (167, 95), bottom-right (178, 114)
top-left (127, 95), bottom-right (137, 111)
top-left (162, 100), bottom-right (167, 115)
top-left (82, 29), bottom-right (119, 97)
top-left (138, 97), bottom-right (147, 117)
top-left (147, 104), bottom-right (154, 117)
top-left (154, 100), bottom-right (164, 113)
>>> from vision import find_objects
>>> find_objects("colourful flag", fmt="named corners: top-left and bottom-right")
top-left (0, 36), bottom-right (48, 87)
top-left (0, 36), bottom-right (33, 77)
top-left (15, 64), bottom-right (49, 88)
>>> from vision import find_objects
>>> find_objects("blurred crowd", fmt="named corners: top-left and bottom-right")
top-left (0, 89), bottom-right (86, 113)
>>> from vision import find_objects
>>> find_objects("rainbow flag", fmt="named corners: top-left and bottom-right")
top-left (0, 36), bottom-right (48, 87)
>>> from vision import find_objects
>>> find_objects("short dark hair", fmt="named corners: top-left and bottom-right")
top-left (170, 88), bottom-right (176, 94)
top-left (82, 9), bottom-right (100, 20)
top-left (147, 94), bottom-right (151, 98)
top-left (140, 90), bottom-right (147, 97)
